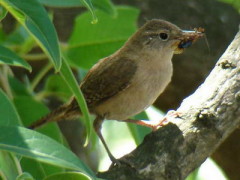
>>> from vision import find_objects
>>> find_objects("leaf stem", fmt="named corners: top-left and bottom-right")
top-left (21, 53), bottom-right (48, 61)
top-left (30, 62), bottom-right (52, 91)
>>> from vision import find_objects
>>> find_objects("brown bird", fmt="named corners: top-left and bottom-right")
top-left (28, 19), bottom-right (204, 164)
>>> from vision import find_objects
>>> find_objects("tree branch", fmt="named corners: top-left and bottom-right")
top-left (98, 27), bottom-right (240, 180)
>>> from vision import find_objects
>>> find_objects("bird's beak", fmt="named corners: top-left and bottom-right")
top-left (173, 28), bottom-right (205, 54)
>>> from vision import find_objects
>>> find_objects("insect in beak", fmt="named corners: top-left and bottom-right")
top-left (174, 28), bottom-right (205, 54)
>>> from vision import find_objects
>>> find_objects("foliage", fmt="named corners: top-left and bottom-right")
top-left (0, 0), bottom-right (143, 179)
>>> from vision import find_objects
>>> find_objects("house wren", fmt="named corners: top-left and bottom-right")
top-left (28, 19), bottom-right (204, 163)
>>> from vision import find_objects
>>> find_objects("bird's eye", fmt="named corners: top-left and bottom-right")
top-left (159, 33), bottom-right (169, 41)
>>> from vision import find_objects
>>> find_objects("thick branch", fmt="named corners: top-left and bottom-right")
top-left (98, 27), bottom-right (240, 180)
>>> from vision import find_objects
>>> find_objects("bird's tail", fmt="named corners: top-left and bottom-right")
top-left (28, 103), bottom-right (80, 129)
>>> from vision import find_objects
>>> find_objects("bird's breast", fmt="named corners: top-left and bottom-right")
top-left (95, 55), bottom-right (173, 120)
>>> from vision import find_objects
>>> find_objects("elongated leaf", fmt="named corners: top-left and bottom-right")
top-left (80, 0), bottom-right (97, 23)
top-left (0, 89), bottom-right (21, 126)
top-left (0, 151), bottom-right (20, 180)
top-left (0, 45), bottom-right (31, 71)
top-left (44, 172), bottom-right (91, 180)
top-left (0, 126), bottom-right (95, 178)
top-left (91, 0), bottom-right (116, 16)
top-left (67, 7), bottom-right (139, 69)
top-left (60, 58), bottom-right (91, 146)
top-left (0, 0), bottom-right (61, 70)
top-left (38, 0), bottom-right (116, 16)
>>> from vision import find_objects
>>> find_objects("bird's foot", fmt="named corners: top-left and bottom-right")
top-left (152, 110), bottom-right (182, 131)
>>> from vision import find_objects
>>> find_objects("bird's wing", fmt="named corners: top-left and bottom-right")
top-left (80, 57), bottom-right (137, 107)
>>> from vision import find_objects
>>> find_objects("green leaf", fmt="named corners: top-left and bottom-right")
top-left (0, 151), bottom-right (20, 180)
top-left (80, 0), bottom-right (97, 23)
top-left (20, 158), bottom-right (47, 180)
top-left (0, 5), bottom-right (7, 21)
top-left (38, 0), bottom-right (81, 7)
top-left (67, 6), bottom-right (139, 69)
top-left (0, 0), bottom-right (61, 71)
top-left (37, 0), bottom-right (116, 16)
top-left (0, 126), bottom-right (95, 178)
top-left (13, 96), bottom-right (63, 143)
top-left (9, 75), bottom-right (63, 144)
top-left (60, 58), bottom-right (91, 146)
top-left (0, 28), bottom-right (6, 43)
top-left (91, 0), bottom-right (116, 16)
top-left (44, 172), bottom-right (91, 180)
top-left (20, 158), bottom-right (64, 180)
top-left (13, 96), bottom-right (49, 127)
top-left (8, 77), bottom-right (30, 97)
top-left (0, 89), bottom-right (21, 126)
top-left (44, 74), bottom-right (72, 100)
top-left (16, 172), bottom-right (34, 180)
top-left (0, 45), bottom-right (32, 71)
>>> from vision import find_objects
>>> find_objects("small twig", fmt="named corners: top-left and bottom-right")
top-left (21, 53), bottom-right (48, 61)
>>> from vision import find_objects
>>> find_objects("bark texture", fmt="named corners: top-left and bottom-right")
top-left (98, 27), bottom-right (240, 180)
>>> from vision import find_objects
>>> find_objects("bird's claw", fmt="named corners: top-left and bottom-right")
top-left (152, 110), bottom-right (182, 131)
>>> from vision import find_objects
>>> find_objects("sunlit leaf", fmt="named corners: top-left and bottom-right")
top-left (60, 58), bottom-right (91, 146)
top-left (0, 0), bottom-right (61, 70)
top-left (0, 126), bottom-right (95, 178)
top-left (67, 6), bottom-right (139, 69)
